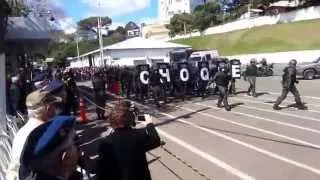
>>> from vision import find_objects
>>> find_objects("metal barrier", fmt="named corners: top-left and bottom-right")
top-left (0, 113), bottom-right (26, 179)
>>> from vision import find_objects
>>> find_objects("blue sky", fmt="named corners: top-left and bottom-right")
top-left (57, 0), bottom-right (158, 30)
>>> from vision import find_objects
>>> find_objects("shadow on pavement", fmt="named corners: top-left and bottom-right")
top-left (154, 107), bottom-right (210, 127)
top-left (201, 125), bottom-right (320, 150)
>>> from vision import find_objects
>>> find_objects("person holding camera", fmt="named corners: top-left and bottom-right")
top-left (97, 100), bottom-right (161, 180)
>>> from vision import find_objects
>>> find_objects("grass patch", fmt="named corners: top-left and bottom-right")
top-left (173, 19), bottom-right (320, 56)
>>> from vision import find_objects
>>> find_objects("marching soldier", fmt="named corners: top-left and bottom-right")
top-left (214, 64), bottom-right (231, 111)
top-left (92, 71), bottom-right (106, 119)
top-left (273, 59), bottom-right (307, 110)
top-left (244, 58), bottom-right (258, 97)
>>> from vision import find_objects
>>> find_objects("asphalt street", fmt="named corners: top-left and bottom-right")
top-left (77, 76), bottom-right (320, 180)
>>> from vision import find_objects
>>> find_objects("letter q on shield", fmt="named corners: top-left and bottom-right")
top-left (180, 68), bottom-right (189, 82)
top-left (200, 67), bottom-right (209, 81)
top-left (140, 71), bottom-right (149, 85)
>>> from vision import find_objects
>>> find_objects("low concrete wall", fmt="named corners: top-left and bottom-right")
top-left (226, 50), bottom-right (320, 76)
top-left (153, 6), bottom-right (320, 41)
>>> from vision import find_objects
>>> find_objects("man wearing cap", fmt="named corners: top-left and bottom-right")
top-left (7, 90), bottom-right (62, 180)
top-left (19, 116), bottom-right (80, 180)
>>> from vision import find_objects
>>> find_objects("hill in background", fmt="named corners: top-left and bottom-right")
top-left (173, 19), bottom-right (320, 56)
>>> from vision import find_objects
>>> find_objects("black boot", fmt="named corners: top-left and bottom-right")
top-left (225, 106), bottom-right (231, 111)
top-left (273, 104), bottom-right (281, 110)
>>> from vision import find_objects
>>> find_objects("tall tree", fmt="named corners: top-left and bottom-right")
top-left (78, 16), bottom-right (112, 31)
top-left (194, 2), bottom-right (222, 31)
top-left (125, 21), bottom-right (139, 30)
top-left (166, 13), bottom-right (195, 37)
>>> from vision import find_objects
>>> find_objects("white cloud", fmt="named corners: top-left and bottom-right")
top-left (56, 17), bottom-right (77, 34)
top-left (81, 0), bottom-right (151, 17)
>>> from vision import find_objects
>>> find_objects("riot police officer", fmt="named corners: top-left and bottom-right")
top-left (63, 69), bottom-right (78, 115)
top-left (273, 59), bottom-right (307, 110)
top-left (214, 64), bottom-right (231, 111)
top-left (92, 71), bottom-right (106, 119)
top-left (150, 69), bottom-right (166, 107)
top-left (245, 58), bottom-right (258, 97)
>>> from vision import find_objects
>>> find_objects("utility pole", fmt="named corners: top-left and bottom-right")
top-left (76, 32), bottom-right (80, 62)
top-left (97, 0), bottom-right (104, 67)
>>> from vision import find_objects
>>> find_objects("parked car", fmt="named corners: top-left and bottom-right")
top-left (296, 57), bottom-right (320, 80)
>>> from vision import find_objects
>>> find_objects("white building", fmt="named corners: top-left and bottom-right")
top-left (159, 0), bottom-right (214, 22)
top-left (69, 37), bottom-right (190, 68)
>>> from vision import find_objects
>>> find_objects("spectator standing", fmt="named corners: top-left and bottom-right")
top-left (10, 76), bottom-right (21, 115)
top-left (19, 116), bottom-right (80, 180)
top-left (97, 101), bottom-right (161, 180)
top-left (7, 90), bottom-right (62, 180)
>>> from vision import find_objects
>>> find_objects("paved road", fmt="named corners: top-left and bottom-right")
top-left (77, 77), bottom-right (320, 180)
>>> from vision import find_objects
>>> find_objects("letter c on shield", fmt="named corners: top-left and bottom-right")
top-left (140, 71), bottom-right (149, 85)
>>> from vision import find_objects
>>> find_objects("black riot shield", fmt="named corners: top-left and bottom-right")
top-left (229, 59), bottom-right (242, 79)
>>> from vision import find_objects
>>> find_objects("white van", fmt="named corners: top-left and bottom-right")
top-left (189, 50), bottom-right (219, 62)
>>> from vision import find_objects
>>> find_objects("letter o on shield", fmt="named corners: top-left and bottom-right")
top-left (140, 71), bottom-right (149, 85)
top-left (200, 67), bottom-right (209, 81)
top-left (180, 68), bottom-right (189, 82)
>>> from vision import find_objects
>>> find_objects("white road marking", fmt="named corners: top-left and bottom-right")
top-left (157, 129), bottom-right (256, 180)
top-left (238, 95), bottom-right (320, 111)
top-left (160, 112), bottom-right (320, 176)
top-left (268, 92), bottom-right (320, 101)
top-left (86, 86), bottom-right (255, 179)
top-left (230, 97), bottom-right (320, 123)
top-left (195, 102), bottom-right (320, 134)
top-left (180, 105), bottom-right (320, 149)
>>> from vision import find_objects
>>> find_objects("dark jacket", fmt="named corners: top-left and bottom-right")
top-left (214, 71), bottom-right (231, 87)
top-left (245, 64), bottom-right (258, 77)
top-left (97, 124), bottom-right (161, 180)
top-left (282, 66), bottom-right (297, 88)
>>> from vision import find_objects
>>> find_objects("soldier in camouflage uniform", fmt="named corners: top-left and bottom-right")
top-left (273, 59), bottom-right (307, 110)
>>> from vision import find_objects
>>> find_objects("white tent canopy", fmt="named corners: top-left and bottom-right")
top-left (104, 37), bottom-right (190, 50)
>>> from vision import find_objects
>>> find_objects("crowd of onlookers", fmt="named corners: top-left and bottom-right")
top-left (6, 66), bottom-right (161, 180)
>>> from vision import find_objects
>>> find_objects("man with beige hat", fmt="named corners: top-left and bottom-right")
top-left (7, 90), bottom-right (62, 180)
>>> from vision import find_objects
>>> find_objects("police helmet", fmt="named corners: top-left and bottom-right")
top-left (289, 59), bottom-right (297, 66)
top-left (250, 58), bottom-right (257, 65)
top-left (219, 63), bottom-right (227, 72)
top-left (260, 58), bottom-right (267, 65)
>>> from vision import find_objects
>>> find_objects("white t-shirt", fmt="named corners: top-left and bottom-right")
top-left (6, 118), bottom-right (44, 180)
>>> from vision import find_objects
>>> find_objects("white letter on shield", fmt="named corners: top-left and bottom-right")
top-left (140, 71), bottom-right (149, 85)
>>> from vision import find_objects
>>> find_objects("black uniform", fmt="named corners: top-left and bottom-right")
top-left (214, 70), bottom-right (231, 111)
top-left (92, 74), bottom-right (106, 119)
top-left (150, 71), bottom-right (166, 106)
top-left (273, 65), bottom-right (306, 110)
top-left (245, 64), bottom-right (258, 97)
top-left (63, 74), bottom-right (78, 115)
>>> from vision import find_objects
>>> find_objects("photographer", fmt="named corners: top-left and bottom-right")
top-left (97, 100), bottom-right (161, 180)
